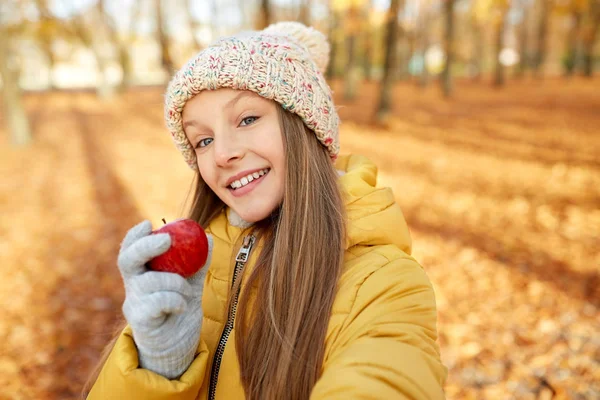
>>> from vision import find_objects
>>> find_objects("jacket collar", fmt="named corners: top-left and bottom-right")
top-left (207, 154), bottom-right (412, 255)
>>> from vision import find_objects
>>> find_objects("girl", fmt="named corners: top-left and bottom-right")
top-left (85, 22), bottom-right (447, 399)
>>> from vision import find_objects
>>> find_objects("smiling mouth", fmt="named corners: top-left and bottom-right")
top-left (228, 168), bottom-right (270, 190)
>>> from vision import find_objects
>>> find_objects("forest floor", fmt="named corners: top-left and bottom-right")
top-left (0, 77), bottom-right (598, 399)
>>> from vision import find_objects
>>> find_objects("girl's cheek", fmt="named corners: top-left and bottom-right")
top-left (197, 165), bottom-right (211, 184)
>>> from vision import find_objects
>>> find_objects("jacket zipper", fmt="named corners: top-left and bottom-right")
top-left (208, 234), bottom-right (256, 400)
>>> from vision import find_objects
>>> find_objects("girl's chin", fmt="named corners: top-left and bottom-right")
top-left (236, 210), bottom-right (269, 224)
top-left (228, 204), bottom-right (278, 225)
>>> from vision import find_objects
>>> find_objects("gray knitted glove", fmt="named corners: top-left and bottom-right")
top-left (117, 220), bottom-right (212, 379)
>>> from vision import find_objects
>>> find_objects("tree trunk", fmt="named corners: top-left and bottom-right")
top-left (533, 0), bottom-right (549, 77)
top-left (441, 0), bottom-right (455, 97)
top-left (418, 10), bottom-right (431, 87)
top-left (471, 22), bottom-right (484, 81)
top-left (116, 41), bottom-right (132, 89)
top-left (401, 30), bottom-right (415, 81)
top-left (516, 5), bottom-right (530, 78)
top-left (0, 31), bottom-right (32, 146)
top-left (362, 6), bottom-right (373, 81)
top-left (344, 33), bottom-right (359, 100)
top-left (583, 2), bottom-right (600, 76)
top-left (326, 7), bottom-right (339, 79)
top-left (99, 0), bottom-right (133, 90)
top-left (375, 0), bottom-right (401, 123)
top-left (494, 9), bottom-right (508, 86)
top-left (33, 0), bottom-right (56, 89)
top-left (72, 17), bottom-right (115, 98)
top-left (38, 34), bottom-right (56, 89)
top-left (256, 0), bottom-right (271, 30)
top-left (91, 44), bottom-right (115, 98)
top-left (156, 0), bottom-right (175, 76)
top-left (565, 11), bottom-right (582, 76)
top-left (344, 5), bottom-right (361, 100)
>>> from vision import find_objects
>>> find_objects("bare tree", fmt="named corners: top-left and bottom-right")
top-left (72, 13), bottom-right (115, 98)
top-left (156, 0), bottom-right (175, 75)
top-left (0, 27), bottom-right (32, 145)
top-left (184, 0), bottom-right (203, 52)
top-left (99, 0), bottom-right (134, 89)
top-left (375, 0), bottom-right (402, 123)
top-left (440, 0), bottom-right (456, 96)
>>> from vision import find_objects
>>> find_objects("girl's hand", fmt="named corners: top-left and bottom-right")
top-left (117, 220), bottom-right (212, 379)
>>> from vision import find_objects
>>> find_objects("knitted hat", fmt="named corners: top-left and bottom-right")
top-left (164, 22), bottom-right (340, 169)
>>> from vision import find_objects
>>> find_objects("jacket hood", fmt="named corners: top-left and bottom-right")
top-left (336, 154), bottom-right (412, 255)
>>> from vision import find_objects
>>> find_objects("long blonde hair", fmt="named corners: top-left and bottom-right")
top-left (82, 106), bottom-right (346, 399)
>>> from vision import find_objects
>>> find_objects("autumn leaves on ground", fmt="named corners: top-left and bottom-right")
top-left (0, 78), bottom-right (598, 399)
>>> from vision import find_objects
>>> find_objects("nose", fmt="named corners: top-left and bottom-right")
top-left (213, 130), bottom-right (244, 167)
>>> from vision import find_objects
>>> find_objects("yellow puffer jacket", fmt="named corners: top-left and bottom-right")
top-left (88, 154), bottom-right (447, 399)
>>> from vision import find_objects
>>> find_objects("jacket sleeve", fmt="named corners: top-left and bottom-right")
top-left (310, 258), bottom-right (447, 399)
top-left (87, 325), bottom-right (209, 400)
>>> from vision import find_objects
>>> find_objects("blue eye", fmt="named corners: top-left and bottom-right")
top-left (240, 116), bottom-right (258, 126)
top-left (196, 138), bottom-right (213, 148)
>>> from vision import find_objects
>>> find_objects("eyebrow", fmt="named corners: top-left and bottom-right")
top-left (183, 119), bottom-right (202, 130)
top-left (224, 91), bottom-right (258, 110)
top-left (183, 91), bottom-right (259, 129)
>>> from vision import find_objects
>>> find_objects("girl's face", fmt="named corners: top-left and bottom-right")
top-left (182, 89), bottom-right (285, 223)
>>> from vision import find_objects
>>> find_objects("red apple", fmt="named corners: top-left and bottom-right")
top-left (148, 218), bottom-right (209, 278)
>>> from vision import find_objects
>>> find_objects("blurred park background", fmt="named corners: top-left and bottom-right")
top-left (0, 0), bottom-right (599, 399)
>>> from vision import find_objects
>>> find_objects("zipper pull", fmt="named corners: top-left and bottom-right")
top-left (235, 234), bottom-right (256, 262)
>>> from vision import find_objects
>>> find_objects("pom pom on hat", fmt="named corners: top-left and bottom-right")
top-left (263, 21), bottom-right (330, 73)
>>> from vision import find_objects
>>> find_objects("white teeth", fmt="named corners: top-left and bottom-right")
top-left (230, 168), bottom-right (269, 189)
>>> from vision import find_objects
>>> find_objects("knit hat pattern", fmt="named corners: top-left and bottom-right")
top-left (164, 22), bottom-right (340, 169)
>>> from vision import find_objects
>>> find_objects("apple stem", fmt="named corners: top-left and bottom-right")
top-left (162, 218), bottom-right (166, 225)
